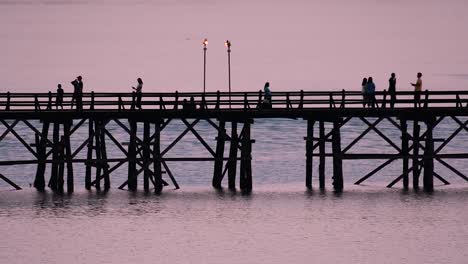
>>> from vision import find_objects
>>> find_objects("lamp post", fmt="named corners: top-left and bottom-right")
top-left (225, 40), bottom-right (231, 108)
top-left (203, 38), bottom-right (208, 93)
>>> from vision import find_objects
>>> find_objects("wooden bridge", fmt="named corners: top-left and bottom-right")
top-left (1, 89), bottom-right (468, 193)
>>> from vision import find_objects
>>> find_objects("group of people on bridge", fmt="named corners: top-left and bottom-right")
top-left (53, 72), bottom-right (423, 110)
top-left (362, 72), bottom-right (423, 108)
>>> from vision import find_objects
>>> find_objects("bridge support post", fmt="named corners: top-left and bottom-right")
top-left (305, 119), bottom-right (314, 189)
top-left (143, 122), bottom-right (151, 192)
top-left (228, 122), bottom-right (238, 191)
top-left (94, 121), bottom-right (103, 190)
top-left (400, 119), bottom-right (409, 189)
top-left (212, 120), bottom-right (226, 189)
top-left (85, 119), bottom-right (94, 190)
top-left (128, 120), bottom-right (138, 191)
top-left (319, 121), bottom-right (326, 189)
top-left (100, 121), bottom-right (110, 190)
top-left (332, 119), bottom-right (343, 191)
top-left (240, 121), bottom-right (252, 193)
top-left (63, 121), bottom-right (74, 193)
top-left (153, 120), bottom-right (163, 194)
top-left (34, 121), bottom-right (49, 191)
top-left (49, 122), bottom-right (60, 191)
top-left (413, 121), bottom-right (420, 189)
top-left (424, 118), bottom-right (434, 191)
top-left (57, 135), bottom-right (65, 193)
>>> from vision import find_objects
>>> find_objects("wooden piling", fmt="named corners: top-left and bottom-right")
top-left (128, 120), bottom-right (138, 191)
top-left (153, 120), bottom-right (163, 194)
top-left (34, 121), bottom-right (49, 191)
top-left (228, 122), bottom-right (238, 190)
top-left (49, 122), bottom-right (60, 191)
top-left (143, 122), bottom-right (150, 192)
top-left (424, 118), bottom-right (434, 191)
top-left (57, 135), bottom-right (65, 193)
top-left (63, 121), bottom-right (74, 193)
top-left (400, 119), bottom-right (409, 189)
top-left (94, 120), bottom-right (102, 190)
top-left (305, 119), bottom-right (314, 189)
top-left (413, 121), bottom-right (420, 189)
top-left (212, 120), bottom-right (226, 189)
top-left (100, 121), bottom-right (110, 190)
top-left (319, 121), bottom-right (326, 189)
top-left (239, 121), bottom-right (252, 193)
top-left (332, 120), bottom-right (343, 191)
top-left (85, 119), bottom-right (94, 190)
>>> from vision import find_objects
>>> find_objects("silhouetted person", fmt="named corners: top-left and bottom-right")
top-left (132, 78), bottom-right (143, 109)
top-left (189, 96), bottom-right (196, 110)
top-left (361, 78), bottom-right (368, 108)
top-left (71, 76), bottom-right (83, 110)
top-left (56, 84), bottom-right (64, 109)
top-left (263, 82), bottom-right (272, 108)
top-left (182, 98), bottom-right (189, 110)
top-left (411, 72), bottom-right (423, 107)
top-left (366, 77), bottom-right (376, 108)
top-left (388, 73), bottom-right (397, 108)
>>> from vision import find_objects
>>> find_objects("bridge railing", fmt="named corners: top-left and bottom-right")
top-left (0, 90), bottom-right (468, 111)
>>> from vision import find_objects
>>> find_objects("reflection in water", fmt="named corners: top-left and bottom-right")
top-left (1, 186), bottom-right (467, 264)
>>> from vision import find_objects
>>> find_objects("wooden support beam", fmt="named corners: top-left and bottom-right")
top-left (401, 119), bottom-right (409, 189)
top-left (49, 122), bottom-right (60, 191)
top-left (342, 118), bottom-right (383, 153)
top-left (94, 120), bottom-right (102, 190)
top-left (99, 120), bottom-right (110, 190)
top-left (412, 121), bottom-right (420, 189)
top-left (0, 173), bottom-right (21, 190)
top-left (212, 120), bottom-right (226, 189)
top-left (228, 122), bottom-right (238, 191)
top-left (354, 158), bottom-right (396, 185)
top-left (143, 122), bottom-right (150, 192)
top-left (127, 119), bottom-right (138, 191)
top-left (161, 160), bottom-right (180, 190)
top-left (319, 121), bottom-right (326, 189)
top-left (153, 121), bottom-right (163, 193)
top-left (360, 117), bottom-right (401, 153)
top-left (239, 121), bottom-right (252, 193)
top-left (181, 118), bottom-right (216, 157)
top-left (63, 121), bottom-right (74, 193)
top-left (423, 119), bottom-right (435, 191)
top-left (0, 119), bottom-right (19, 142)
top-left (85, 119), bottom-right (93, 190)
top-left (387, 166), bottom-right (416, 188)
top-left (332, 120), bottom-right (343, 191)
top-left (305, 120), bottom-right (314, 189)
top-left (57, 135), bottom-right (65, 193)
top-left (160, 119), bottom-right (200, 156)
top-left (34, 121), bottom-right (49, 190)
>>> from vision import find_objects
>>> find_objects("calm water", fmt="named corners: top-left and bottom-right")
top-left (1, 1), bottom-right (468, 263)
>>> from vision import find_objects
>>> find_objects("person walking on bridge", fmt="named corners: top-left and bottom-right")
top-left (56, 84), bottom-right (64, 109)
top-left (411, 72), bottom-right (423, 107)
top-left (263, 82), bottom-right (272, 108)
top-left (132, 78), bottom-right (143, 109)
top-left (366, 77), bottom-right (376, 108)
top-left (71, 75), bottom-right (83, 110)
top-left (388, 73), bottom-right (397, 108)
top-left (361, 78), bottom-right (368, 108)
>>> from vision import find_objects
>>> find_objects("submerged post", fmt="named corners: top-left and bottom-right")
top-left (228, 122), bottom-right (238, 191)
top-left (153, 120), bottom-right (163, 194)
top-left (423, 118), bottom-right (434, 191)
top-left (34, 121), bottom-right (49, 191)
top-left (63, 121), bottom-right (74, 193)
top-left (332, 119), bottom-right (343, 191)
top-left (239, 121), bottom-right (252, 193)
top-left (85, 119), bottom-right (94, 190)
top-left (143, 122), bottom-right (151, 192)
top-left (319, 121), bottom-right (326, 189)
top-left (49, 122), bottom-right (60, 191)
top-left (128, 120), bottom-right (138, 191)
top-left (305, 119), bottom-right (315, 189)
top-left (413, 121), bottom-right (420, 189)
top-left (400, 118), bottom-right (409, 189)
top-left (212, 120), bottom-right (226, 189)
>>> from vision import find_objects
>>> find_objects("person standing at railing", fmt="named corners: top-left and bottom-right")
top-left (411, 72), bottom-right (423, 107)
top-left (388, 73), bottom-right (397, 108)
top-left (366, 77), bottom-right (376, 108)
top-left (263, 82), bottom-right (272, 108)
top-left (71, 76), bottom-right (83, 110)
top-left (132, 78), bottom-right (143, 110)
top-left (361, 78), bottom-right (368, 108)
top-left (56, 84), bottom-right (64, 109)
